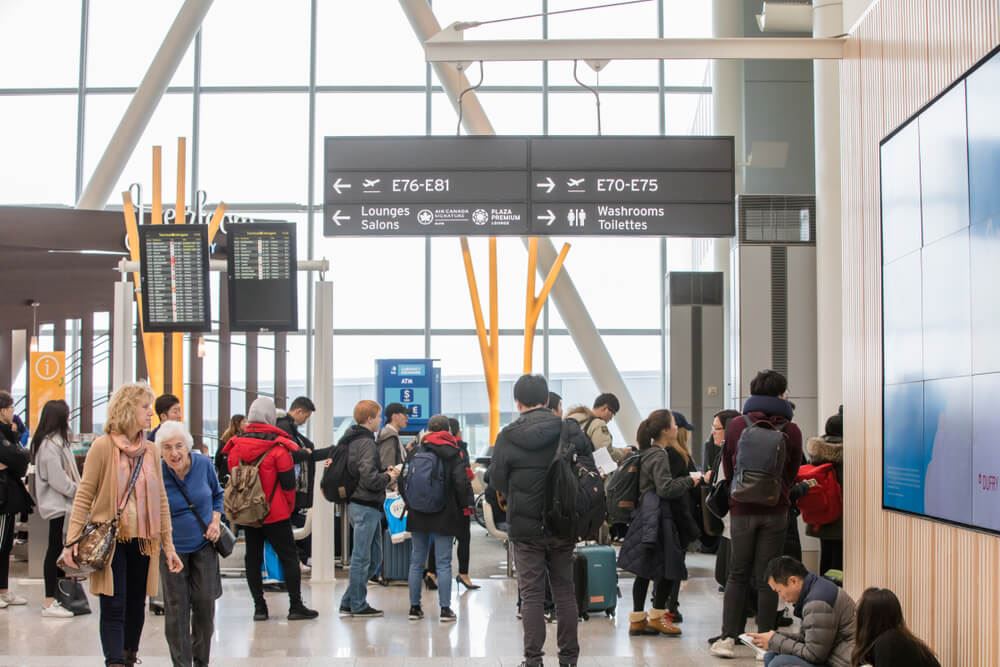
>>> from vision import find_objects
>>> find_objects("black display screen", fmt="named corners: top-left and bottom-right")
top-left (138, 225), bottom-right (211, 333)
top-left (227, 222), bottom-right (298, 332)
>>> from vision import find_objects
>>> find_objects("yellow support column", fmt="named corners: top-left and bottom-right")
top-left (122, 191), bottom-right (163, 403)
top-left (460, 237), bottom-right (501, 444)
top-left (523, 238), bottom-right (570, 374)
top-left (144, 146), bottom-right (165, 406)
top-left (171, 138), bottom-right (186, 415)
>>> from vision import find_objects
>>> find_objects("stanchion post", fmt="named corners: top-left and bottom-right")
top-left (310, 280), bottom-right (336, 582)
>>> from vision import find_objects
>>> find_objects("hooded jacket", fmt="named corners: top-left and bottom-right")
top-left (405, 430), bottom-right (473, 537)
top-left (722, 395), bottom-right (804, 516)
top-left (768, 572), bottom-right (856, 667)
top-left (0, 421), bottom-right (32, 516)
top-left (33, 434), bottom-right (80, 520)
top-left (222, 422), bottom-right (299, 524)
top-left (803, 435), bottom-right (844, 540)
top-left (488, 407), bottom-right (563, 542)
top-left (566, 406), bottom-right (630, 464)
top-left (617, 489), bottom-right (688, 582)
top-left (340, 424), bottom-right (391, 510)
top-left (377, 424), bottom-right (407, 469)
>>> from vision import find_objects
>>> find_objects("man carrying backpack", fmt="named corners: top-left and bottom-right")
top-left (403, 415), bottom-right (473, 623)
top-left (711, 370), bottom-right (803, 660)
top-left (490, 374), bottom-right (581, 667)
top-left (221, 397), bottom-right (319, 622)
top-left (336, 400), bottom-right (400, 619)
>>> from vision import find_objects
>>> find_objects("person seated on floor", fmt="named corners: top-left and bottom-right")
top-left (851, 587), bottom-right (940, 667)
top-left (746, 556), bottom-right (855, 667)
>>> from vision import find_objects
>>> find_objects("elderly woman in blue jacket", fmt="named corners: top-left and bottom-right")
top-left (156, 421), bottom-right (224, 667)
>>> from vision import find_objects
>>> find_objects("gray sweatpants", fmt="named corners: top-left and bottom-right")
top-left (513, 538), bottom-right (580, 666)
top-left (161, 543), bottom-right (222, 667)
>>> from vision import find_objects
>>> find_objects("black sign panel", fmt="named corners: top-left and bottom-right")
top-left (227, 222), bottom-right (298, 332)
top-left (139, 225), bottom-right (211, 333)
top-left (323, 136), bottom-right (734, 237)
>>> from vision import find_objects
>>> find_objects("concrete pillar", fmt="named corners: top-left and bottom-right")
top-left (713, 0), bottom-right (744, 409)
top-left (813, 0), bottom-right (843, 430)
top-left (76, 0), bottom-right (214, 210)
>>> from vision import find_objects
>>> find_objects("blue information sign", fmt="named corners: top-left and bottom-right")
top-left (375, 359), bottom-right (441, 434)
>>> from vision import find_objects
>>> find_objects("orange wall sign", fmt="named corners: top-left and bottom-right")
top-left (29, 351), bottom-right (65, 430)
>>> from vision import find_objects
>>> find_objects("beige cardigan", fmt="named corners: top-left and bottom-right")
top-left (66, 435), bottom-right (174, 597)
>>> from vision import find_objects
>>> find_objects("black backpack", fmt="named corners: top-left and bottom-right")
top-left (543, 421), bottom-right (607, 541)
top-left (605, 453), bottom-right (642, 525)
top-left (321, 438), bottom-right (358, 503)
top-left (730, 416), bottom-right (788, 507)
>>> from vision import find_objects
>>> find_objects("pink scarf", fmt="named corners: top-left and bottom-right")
top-left (112, 433), bottom-right (161, 552)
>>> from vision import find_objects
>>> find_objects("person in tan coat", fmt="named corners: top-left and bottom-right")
top-left (62, 382), bottom-right (182, 667)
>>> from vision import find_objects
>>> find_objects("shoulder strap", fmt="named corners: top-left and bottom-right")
top-left (114, 453), bottom-right (146, 520)
top-left (250, 443), bottom-right (280, 468)
top-left (166, 465), bottom-right (210, 534)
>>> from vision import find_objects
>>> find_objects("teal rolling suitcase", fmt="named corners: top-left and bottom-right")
top-left (572, 544), bottom-right (618, 620)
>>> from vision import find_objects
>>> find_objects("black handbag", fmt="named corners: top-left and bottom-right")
top-left (55, 577), bottom-right (92, 615)
top-left (705, 478), bottom-right (731, 520)
top-left (167, 467), bottom-right (236, 558)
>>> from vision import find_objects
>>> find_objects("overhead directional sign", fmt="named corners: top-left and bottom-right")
top-left (323, 136), bottom-right (734, 237)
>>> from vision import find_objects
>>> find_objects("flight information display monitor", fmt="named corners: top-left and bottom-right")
top-left (139, 225), bottom-right (211, 333)
top-left (227, 222), bottom-right (298, 332)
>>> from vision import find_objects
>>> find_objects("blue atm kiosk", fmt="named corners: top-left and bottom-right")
top-left (375, 359), bottom-right (441, 435)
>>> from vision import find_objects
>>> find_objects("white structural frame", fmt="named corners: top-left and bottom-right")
top-left (424, 31), bottom-right (846, 64)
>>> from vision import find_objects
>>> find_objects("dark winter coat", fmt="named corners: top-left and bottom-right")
top-left (768, 572), bottom-right (856, 667)
top-left (340, 424), bottom-right (391, 510)
top-left (405, 430), bottom-right (473, 537)
top-left (803, 435), bottom-right (844, 540)
top-left (277, 414), bottom-right (332, 510)
top-left (488, 407), bottom-right (563, 542)
top-left (222, 423), bottom-right (299, 524)
top-left (617, 489), bottom-right (687, 582)
top-left (723, 395), bottom-right (803, 516)
top-left (0, 422), bottom-right (33, 516)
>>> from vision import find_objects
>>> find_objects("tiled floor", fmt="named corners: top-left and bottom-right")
top-left (0, 531), bottom-right (762, 666)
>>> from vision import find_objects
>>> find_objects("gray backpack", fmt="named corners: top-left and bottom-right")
top-left (730, 416), bottom-right (787, 506)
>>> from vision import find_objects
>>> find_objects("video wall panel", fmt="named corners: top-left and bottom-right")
top-left (881, 47), bottom-right (1000, 533)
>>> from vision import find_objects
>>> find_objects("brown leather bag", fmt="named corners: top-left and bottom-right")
top-left (58, 453), bottom-right (145, 576)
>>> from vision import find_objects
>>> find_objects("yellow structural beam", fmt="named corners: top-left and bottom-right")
top-left (523, 238), bottom-right (570, 374)
top-left (171, 137), bottom-right (186, 416)
top-left (460, 237), bottom-right (501, 444)
top-left (121, 191), bottom-right (164, 405)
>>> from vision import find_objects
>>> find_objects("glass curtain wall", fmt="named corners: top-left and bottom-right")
top-left (0, 0), bottom-right (712, 455)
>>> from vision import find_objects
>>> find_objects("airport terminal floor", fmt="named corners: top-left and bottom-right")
top-left (0, 527), bottom-right (760, 666)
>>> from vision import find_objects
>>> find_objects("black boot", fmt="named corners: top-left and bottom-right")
top-left (123, 649), bottom-right (140, 666)
top-left (253, 601), bottom-right (269, 621)
top-left (288, 602), bottom-right (319, 621)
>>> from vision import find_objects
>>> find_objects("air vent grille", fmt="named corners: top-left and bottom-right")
top-left (738, 194), bottom-right (816, 245)
top-left (771, 246), bottom-right (788, 376)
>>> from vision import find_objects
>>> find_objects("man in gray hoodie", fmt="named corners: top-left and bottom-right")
top-left (746, 556), bottom-right (856, 667)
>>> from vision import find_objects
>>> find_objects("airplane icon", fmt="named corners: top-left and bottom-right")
top-left (363, 178), bottom-right (381, 189)
top-left (567, 177), bottom-right (585, 189)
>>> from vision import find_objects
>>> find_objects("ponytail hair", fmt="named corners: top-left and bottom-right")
top-left (636, 409), bottom-right (674, 450)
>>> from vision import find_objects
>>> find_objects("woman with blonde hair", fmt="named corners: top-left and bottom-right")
top-left (61, 382), bottom-right (182, 667)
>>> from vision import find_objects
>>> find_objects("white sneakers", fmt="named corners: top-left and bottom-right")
top-left (710, 637), bottom-right (737, 658)
top-left (0, 592), bottom-right (27, 607)
top-left (42, 601), bottom-right (74, 618)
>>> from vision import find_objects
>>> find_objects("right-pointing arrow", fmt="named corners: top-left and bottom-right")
top-left (537, 209), bottom-right (556, 226)
top-left (535, 176), bottom-right (555, 194)
top-left (332, 210), bottom-right (351, 226)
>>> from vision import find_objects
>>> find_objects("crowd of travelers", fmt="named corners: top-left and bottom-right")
top-left (0, 370), bottom-right (941, 667)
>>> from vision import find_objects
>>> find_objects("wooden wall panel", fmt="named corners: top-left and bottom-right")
top-left (842, 1), bottom-right (1000, 665)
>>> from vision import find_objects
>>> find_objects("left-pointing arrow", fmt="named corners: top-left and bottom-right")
top-left (332, 210), bottom-right (351, 226)
top-left (332, 177), bottom-right (352, 195)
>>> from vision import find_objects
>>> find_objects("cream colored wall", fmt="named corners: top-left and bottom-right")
top-left (841, 1), bottom-right (1000, 664)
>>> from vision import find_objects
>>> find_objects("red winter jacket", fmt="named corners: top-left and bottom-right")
top-left (222, 423), bottom-right (300, 524)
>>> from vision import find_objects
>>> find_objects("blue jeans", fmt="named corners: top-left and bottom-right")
top-left (339, 503), bottom-right (383, 612)
top-left (409, 532), bottom-right (453, 608)
top-left (764, 653), bottom-right (819, 667)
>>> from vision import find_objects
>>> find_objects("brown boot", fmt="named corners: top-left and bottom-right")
top-left (647, 608), bottom-right (682, 636)
top-left (628, 611), bottom-right (659, 636)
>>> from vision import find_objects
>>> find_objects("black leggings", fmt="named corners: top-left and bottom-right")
top-left (243, 519), bottom-right (302, 607)
top-left (632, 576), bottom-right (671, 612)
top-left (0, 513), bottom-right (15, 589)
top-left (44, 516), bottom-right (66, 598)
top-left (425, 518), bottom-right (471, 576)
top-left (99, 539), bottom-right (150, 665)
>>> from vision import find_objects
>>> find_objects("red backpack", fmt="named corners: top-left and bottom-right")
top-left (795, 463), bottom-right (842, 528)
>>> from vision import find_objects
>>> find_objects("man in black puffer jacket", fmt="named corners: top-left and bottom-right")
top-left (489, 374), bottom-right (579, 667)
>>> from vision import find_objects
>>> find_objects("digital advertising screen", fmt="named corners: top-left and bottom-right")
top-left (138, 224), bottom-right (211, 333)
top-left (880, 47), bottom-right (1000, 534)
top-left (226, 222), bottom-right (298, 332)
